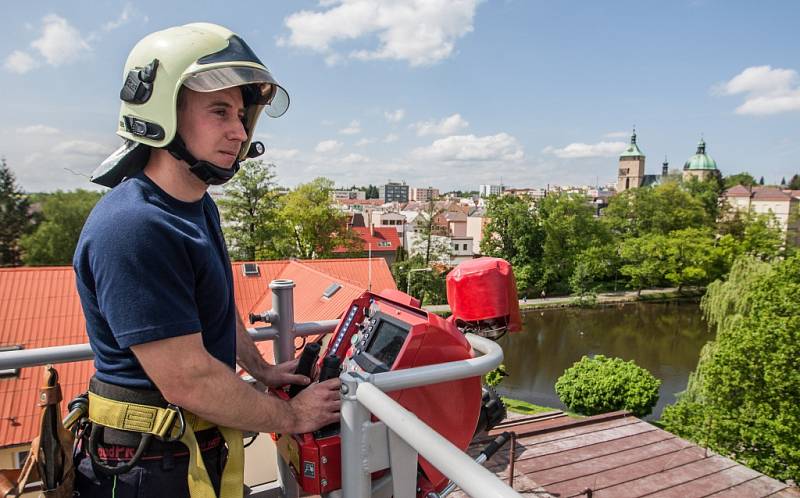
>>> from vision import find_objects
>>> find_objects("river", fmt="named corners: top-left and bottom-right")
top-left (494, 300), bottom-right (714, 420)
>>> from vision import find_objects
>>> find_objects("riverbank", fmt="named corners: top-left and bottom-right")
top-left (424, 287), bottom-right (704, 314)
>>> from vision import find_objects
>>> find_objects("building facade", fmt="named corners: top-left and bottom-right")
top-left (410, 187), bottom-right (440, 202)
top-left (380, 182), bottom-right (409, 203)
top-left (479, 184), bottom-right (504, 197)
top-left (617, 131), bottom-right (646, 192)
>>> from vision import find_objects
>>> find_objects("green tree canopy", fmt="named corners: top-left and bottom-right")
top-left (723, 172), bottom-right (757, 189)
top-left (20, 190), bottom-right (103, 265)
top-left (603, 182), bottom-right (712, 239)
top-left (480, 195), bottom-right (544, 294)
top-left (618, 232), bottom-right (671, 293)
top-left (661, 256), bottom-right (800, 482)
top-left (555, 354), bottom-right (661, 417)
top-left (0, 158), bottom-right (31, 266)
top-left (789, 174), bottom-right (800, 190)
top-left (537, 193), bottom-right (610, 292)
top-left (218, 160), bottom-right (282, 261)
top-left (277, 177), bottom-right (360, 259)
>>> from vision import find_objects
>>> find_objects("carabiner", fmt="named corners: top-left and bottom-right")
top-left (162, 404), bottom-right (186, 442)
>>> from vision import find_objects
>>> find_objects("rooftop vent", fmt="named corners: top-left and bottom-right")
top-left (242, 263), bottom-right (260, 277)
top-left (322, 283), bottom-right (342, 299)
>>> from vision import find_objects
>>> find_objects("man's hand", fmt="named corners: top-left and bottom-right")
top-left (258, 358), bottom-right (313, 389)
top-left (286, 378), bottom-right (341, 434)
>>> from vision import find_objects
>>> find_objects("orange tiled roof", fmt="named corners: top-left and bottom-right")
top-left (335, 227), bottom-right (400, 253)
top-left (0, 258), bottom-right (395, 448)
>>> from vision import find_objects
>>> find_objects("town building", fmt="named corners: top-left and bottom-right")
top-left (683, 139), bottom-right (721, 182)
top-left (479, 184), bottom-right (504, 197)
top-left (616, 130), bottom-right (665, 192)
top-left (723, 185), bottom-right (800, 244)
top-left (335, 226), bottom-right (401, 265)
top-left (379, 181), bottom-right (409, 203)
top-left (410, 187), bottom-right (440, 202)
top-left (331, 189), bottom-right (366, 201)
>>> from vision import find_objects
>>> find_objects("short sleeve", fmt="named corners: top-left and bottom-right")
top-left (90, 216), bottom-right (202, 349)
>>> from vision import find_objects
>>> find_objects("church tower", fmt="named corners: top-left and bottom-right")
top-left (617, 129), bottom-right (646, 192)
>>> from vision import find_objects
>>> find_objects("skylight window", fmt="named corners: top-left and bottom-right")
top-left (242, 263), bottom-right (260, 276)
top-left (323, 283), bottom-right (342, 299)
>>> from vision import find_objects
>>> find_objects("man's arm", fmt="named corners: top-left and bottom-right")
top-left (131, 333), bottom-right (340, 434)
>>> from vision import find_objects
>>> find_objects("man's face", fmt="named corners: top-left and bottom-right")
top-left (176, 86), bottom-right (248, 169)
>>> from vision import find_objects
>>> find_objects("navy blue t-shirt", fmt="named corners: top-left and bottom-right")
top-left (73, 171), bottom-right (237, 389)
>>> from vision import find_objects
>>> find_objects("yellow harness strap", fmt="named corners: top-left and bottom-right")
top-left (87, 392), bottom-right (244, 498)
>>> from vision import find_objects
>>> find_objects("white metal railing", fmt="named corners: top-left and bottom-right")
top-left (0, 279), bottom-right (521, 498)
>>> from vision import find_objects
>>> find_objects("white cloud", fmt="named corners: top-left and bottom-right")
top-left (384, 109), bottom-right (405, 122)
top-left (102, 4), bottom-right (135, 31)
top-left (383, 133), bottom-right (399, 143)
top-left (280, 0), bottom-right (480, 66)
top-left (604, 131), bottom-right (630, 138)
top-left (16, 124), bottom-right (60, 135)
top-left (262, 148), bottom-right (300, 162)
top-left (339, 120), bottom-right (362, 135)
top-left (412, 113), bottom-right (469, 136)
top-left (4, 50), bottom-right (39, 74)
top-left (412, 133), bottom-right (524, 162)
top-left (542, 141), bottom-right (626, 159)
top-left (52, 140), bottom-right (111, 157)
top-left (341, 153), bottom-right (369, 164)
top-left (715, 65), bottom-right (800, 116)
top-left (355, 138), bottom-right (375, 146)
top-left (31, 15), bottom-right (91, 66)
top-left (315, 139), bottom-right (343, 153)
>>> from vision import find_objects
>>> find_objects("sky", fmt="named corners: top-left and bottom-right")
top-left (1, 0), bottom-right (799, 193)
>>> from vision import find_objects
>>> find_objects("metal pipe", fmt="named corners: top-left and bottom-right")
top-left (0, 322), bottom-right (340, 371)
top-left (369, 334), bottom-right (502, 392)
top-left (340, 372), bottom-right (372, 498)
top-left (270, 279), bottom-right (297, 364)
top-left (357, 383), bottom-right (522, 498)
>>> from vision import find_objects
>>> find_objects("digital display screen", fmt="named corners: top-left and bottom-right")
top-left (365, 320), bottom-right (409, 368)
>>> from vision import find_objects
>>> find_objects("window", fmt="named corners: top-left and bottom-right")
top-left (242, 263), bottom-right (260, 276)
top-left (0, 345), bottom-right (23, 378)
top-left (463, 244), bottom-right (468, 250)
top-left (322, 283), bottom-right (342, 299)
top-left (14, 450), bottom-right (29, 469)
top-left (377, 241), bottom-right (392, 247)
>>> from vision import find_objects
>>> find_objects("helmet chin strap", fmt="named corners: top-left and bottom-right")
top-left (166, 134), bottom-right (240, 186)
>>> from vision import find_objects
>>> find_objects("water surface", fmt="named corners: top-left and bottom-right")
top-left (495, 301), bottom-right (713, 419)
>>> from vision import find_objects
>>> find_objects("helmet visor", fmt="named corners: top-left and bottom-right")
top-left (183, 66), bottom-right (290, 117)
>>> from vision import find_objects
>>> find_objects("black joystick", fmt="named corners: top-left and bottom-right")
top-left (288, 343), bottom-right (321, 397)
top-left (315, 355), bottom-right (343, 438)
top-left (318, 355), bottom-right (342, 382)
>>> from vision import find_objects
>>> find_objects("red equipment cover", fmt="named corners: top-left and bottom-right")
top-left (446, 257), bottom-right (521, 332)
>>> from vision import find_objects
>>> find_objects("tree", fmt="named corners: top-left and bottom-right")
top-left (569, 244), bottom-right (620, 296)
top-left (277, 177), bottom-right (360, 259)
top-left (723, 172), bottom-right (756, 189)
top-left (759, 176), bottom-right (765, 185)
top-left (603, 183), bottom-right (712, 239)
top-left (480, 195), bottom-right (544, 294)
top-left (218, 160), bottom-right (282, 261)
top-left (537, 192), bottom-right (609, 293)
top-left (20, 190), bottom-right (103, 265)
top-left (391, 254), bottom-right (448, 305)
top-left (661, 256), bottom-right (800, 482)
top-left (0, 158), bottom-right (31, 266)
top-left (555, 355), bottom-right (661, 417)
top-left (662, 228), bottom-right (722, 291)
top-left (618, 233), bottom-right (670, 294)
top-left (683, 175), bottom-right (723, 222)
top-left (789, 174), bottom-right (800, 190)
top-left (413, 198), bottom-right (449, 265)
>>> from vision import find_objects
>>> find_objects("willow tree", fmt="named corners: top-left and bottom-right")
top-left (661, 256), bottom-right (800, 482)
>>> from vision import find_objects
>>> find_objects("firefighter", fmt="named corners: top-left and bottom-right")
top-left (73, 23), bottom-right (340, 497)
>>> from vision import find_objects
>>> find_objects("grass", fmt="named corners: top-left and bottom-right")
top-left (501, 397), bottom-right (559, 415)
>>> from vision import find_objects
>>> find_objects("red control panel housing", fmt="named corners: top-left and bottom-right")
top-left (274, 289), bottom-right (482, 495)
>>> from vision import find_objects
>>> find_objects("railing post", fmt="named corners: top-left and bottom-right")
top-left (270, 279), bottom-right (297, 363)
top-left (269, 279), bottom-right (299, 498)
top-left (340, 372), bottom-right (371, 498)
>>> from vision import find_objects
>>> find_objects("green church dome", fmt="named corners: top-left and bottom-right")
top-left (620, 130), bottom-right (645, 158)
top-left (683, 139), bottom-right (717, 170)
